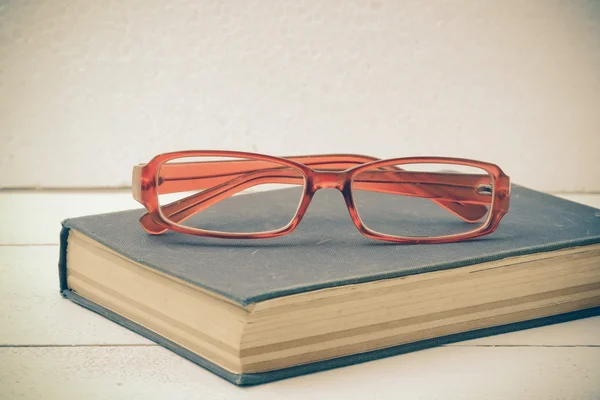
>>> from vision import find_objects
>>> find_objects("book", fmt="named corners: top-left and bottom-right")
top-left (58, 185), bottom-right (600, 386)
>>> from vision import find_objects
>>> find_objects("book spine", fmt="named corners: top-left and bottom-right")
top-left (62, 289), bottom-right (244, 385)
top-left (58, 222), bottom-right (71, 296)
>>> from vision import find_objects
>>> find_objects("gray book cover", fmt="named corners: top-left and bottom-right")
top-left (58, 185), bottom-right (600, 385)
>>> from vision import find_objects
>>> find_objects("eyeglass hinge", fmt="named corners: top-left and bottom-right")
top-left (132, 165), bottom-right (145, 202)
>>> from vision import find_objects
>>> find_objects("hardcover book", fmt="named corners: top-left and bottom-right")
top-left (58, 185), bottom-right (600, 385)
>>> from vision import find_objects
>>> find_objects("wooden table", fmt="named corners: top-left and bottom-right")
top-left (1, 191), bottom-right (599, 399)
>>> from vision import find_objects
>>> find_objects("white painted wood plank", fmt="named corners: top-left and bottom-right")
top-left (555, 194), bottom-right (600, 210)
top-left (1, 346), bottom-right (599, 400)
top-left (1, 192), bottom-right (598, 245)
top-left (0, 247), bottom-right (151, 345)
top-left (2, 246), bottom-right (599, 346)
top-left (450, 315), bottom-right (600, 346)
top-left (0, 191), bottom-right (139, 245)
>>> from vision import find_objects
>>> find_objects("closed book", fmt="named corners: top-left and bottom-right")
top-left (58, 185), bottom-right (600, 386)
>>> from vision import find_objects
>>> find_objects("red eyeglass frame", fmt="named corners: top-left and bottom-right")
top-left (133, 151), bottom-right (510, 244)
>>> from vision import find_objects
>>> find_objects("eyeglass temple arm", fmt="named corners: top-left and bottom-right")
top-left (140, 169), bottom-right (304, 233)
top-left (146, 170), bottom-right (490, 229)
top-left (140, 160), bottom-right (491, 234)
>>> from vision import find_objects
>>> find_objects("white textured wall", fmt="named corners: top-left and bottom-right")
top-left (1, 0), bottom-right (599, 191)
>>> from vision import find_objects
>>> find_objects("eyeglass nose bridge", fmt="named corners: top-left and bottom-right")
top-left (309, 170), bottom-right (351, 192)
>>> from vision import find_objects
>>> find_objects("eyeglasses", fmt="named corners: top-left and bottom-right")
top-left (133, 151), bottom-right (510, 243)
